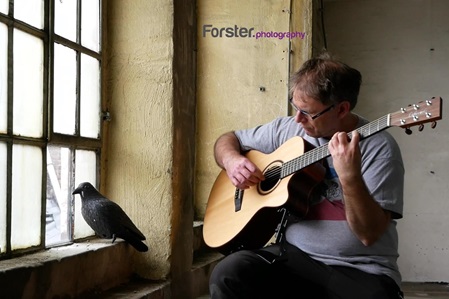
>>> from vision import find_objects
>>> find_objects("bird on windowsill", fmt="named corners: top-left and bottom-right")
top-left (72, 182), bottom-right (149, 252)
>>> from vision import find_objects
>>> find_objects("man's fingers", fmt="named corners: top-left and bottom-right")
top-left (351, 130), bottom-right (360, 143)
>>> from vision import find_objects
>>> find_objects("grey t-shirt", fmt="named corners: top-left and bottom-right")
top-left (234, 115), bottom-right (404, 286)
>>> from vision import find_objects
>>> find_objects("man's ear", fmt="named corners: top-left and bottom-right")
top-left (337, 101), bottom-right (351, 118)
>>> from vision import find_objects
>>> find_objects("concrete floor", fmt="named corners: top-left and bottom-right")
top-left (197, 282), bottom-right (449, 298)
top-left (402, 282), bottom-right (449, 299)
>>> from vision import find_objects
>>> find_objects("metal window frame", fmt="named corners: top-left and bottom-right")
top-left (0, 0), bottom-right (103, 259)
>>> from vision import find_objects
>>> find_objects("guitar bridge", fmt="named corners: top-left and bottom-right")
top-left (234, 188), bottom-right (244, 212)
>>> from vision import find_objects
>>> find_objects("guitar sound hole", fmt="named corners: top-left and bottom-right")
top-left (259, 165), bottom-right (281, 194)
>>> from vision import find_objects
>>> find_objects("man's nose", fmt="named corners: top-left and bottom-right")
top-left (294, 110), bottom-right (308, 123)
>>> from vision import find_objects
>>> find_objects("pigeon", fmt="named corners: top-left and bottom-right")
top-left (72, 182), bottom-right (148, 252)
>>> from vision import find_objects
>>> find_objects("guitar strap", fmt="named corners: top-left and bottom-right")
top-left (254, 208), bottom-right (290, 264)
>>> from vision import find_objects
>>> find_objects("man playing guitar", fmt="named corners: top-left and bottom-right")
top-left (209, 52), bottom-right (405, 299)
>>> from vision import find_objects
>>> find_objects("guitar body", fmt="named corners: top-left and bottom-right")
top-left (203, 136), bottom-right (326, 254)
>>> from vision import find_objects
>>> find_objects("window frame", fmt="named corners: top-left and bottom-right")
top-left (0, 0), bottom-right (104, 258)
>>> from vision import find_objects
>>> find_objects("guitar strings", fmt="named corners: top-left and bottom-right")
top-left (262, 115), bottom-right (390, 181)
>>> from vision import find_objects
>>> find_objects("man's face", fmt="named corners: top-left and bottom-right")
top-left (291, 90), bottom-right (338, 139)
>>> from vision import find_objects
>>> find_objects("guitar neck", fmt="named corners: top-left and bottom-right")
top-left (281, 114), bottom-right (391, 178)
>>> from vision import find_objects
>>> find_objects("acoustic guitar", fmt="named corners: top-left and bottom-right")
top-left (203, 97), bottom-right (443, 254)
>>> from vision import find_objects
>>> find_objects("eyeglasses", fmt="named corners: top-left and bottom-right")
top-left (289, 98), bottom-right (335, 120)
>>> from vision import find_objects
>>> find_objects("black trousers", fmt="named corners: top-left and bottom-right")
top-left (209, 242), bottom-right (404, 299)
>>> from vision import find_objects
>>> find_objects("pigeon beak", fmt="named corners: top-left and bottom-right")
top-left (72, 187), bottom-right (81, 195)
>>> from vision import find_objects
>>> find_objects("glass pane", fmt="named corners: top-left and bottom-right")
top-left (0, 142), bottom-right (6, 253)
top-left (81, 0), bottom-right (100, 52)
top-left (73, 149), bottom-right (96, 239)
top-left (53, 43), bottom-right (76, 135)
top-left (46, 146), bottom-right (72, 246)
top-left (14, 0), bottom-right (44, 29)
top-left (11, 144), bottom-right (42, 250)
top-left (80, 54), bottom-right (100, 138)
top-left (0, 23), bottom-right (6, 133)
top-left (13, 29), bottom-right (43, 138)
top-left (0, 0), bottom-right (8, 14)
top-left (55, 0), bottom-right (76, 42)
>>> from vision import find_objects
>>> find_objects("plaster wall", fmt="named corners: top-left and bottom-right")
top-left (323, 0), bottom-right (449, 282)
top-left (195, 0), bottom-right (313, 218)
top-left (104, 0), bottom-right (174, 280)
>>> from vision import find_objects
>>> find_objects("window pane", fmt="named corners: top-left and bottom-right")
top-left (14, 0), bottom-right (44, 29)
top-left (46, 146), bottom-right (72, 246)
top-left (13, 29), bottom-right (43, 138)
top-left (0, 23), bottom-right (6, 133)
top-left (53, 43), bottom-right (76, 135)
top-left (80, 54), bottom-right (100, 138)
top-left (73, 149), bottom-right (96, 239)
top-left (81, 0), bottom-right (100, 52)
top-left (0, 0), bottom-right (8, 14)
top-left (11, 144), bottom-right (42, 250)
top-left (0, 142), bottom-right (6, 253)
top-left (55, 0), bottom-right (76, 42)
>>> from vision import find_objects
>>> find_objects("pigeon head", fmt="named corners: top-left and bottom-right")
top-left (72, 182), bottom-right (99, 198)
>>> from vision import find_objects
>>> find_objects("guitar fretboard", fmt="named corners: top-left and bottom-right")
top-left (280, 114), bottom-right (391, 178)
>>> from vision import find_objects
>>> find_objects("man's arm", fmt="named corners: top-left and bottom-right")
top-left (214, 131), bottom-right (264, 190)
top-left (328, 131), bottom-right (392, 246)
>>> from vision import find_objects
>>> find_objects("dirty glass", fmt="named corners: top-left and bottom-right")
top-left (13, 29), bottom-right (43, 138)
top-left (80, 54), bottom-right (100, 138)
top-left (73, 149), bottom-right (96, 239)
top-left (0, 142), bottom-right (6, 253)
top-left (46, 146), bottom-right (72, 246)
top-left (11, 145), bottom-right (42, 250)
top-left (0, 23), bottom-right (6, 133)
top-left (14, 0), bottom-right (44, 29)
top-left (53, 44), bottom-right (77, 135)
top-left (81, 0), bottom-right (100, 52)
top-left (55, 0), bottom-right (76, 42)
top-left (0, 0), bottom-right (8, 14)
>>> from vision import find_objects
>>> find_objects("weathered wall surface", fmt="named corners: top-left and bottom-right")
top-left (104, 1), bottom-right (174, 280)
top-left (323, 0), bottom-right (449, 282)
top-left (195, 0), bottom-right (313, 218)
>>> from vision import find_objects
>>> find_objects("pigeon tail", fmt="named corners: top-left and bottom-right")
top-left (124, 237), bottom-right (149, 252)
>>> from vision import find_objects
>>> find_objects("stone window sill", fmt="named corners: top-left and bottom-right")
top-left (0, 239), bottom-right (135, 298)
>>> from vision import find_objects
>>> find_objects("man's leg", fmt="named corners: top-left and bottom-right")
top-left (326, 266), bottom-right (404, 299)
top-left (209, 248), bottom-right (291, 299)
top-left (275, 243), bottom-right (403, 299)
top-left (209, 243), bottom-right (327, 299)
top-left (210, 242), bottom-right (403, 299)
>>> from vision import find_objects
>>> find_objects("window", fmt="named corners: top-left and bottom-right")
top-left (0, 0), bottom-right (102, 257)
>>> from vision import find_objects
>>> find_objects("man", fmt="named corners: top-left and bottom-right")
top-left (209, 52), bottom-right (404, 299)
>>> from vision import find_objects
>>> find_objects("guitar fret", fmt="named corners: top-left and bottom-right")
top-left (281, 144), bottom-right (330, 178)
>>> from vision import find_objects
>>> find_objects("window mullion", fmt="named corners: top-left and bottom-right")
top-left (75, 0), bottom-right (81, 136)
top-left (5, 141), bottom-right (12, 255)
top-left (4, 0), bottom-right (13, 256)
top-left (41, 0), bottom-right (52, 249)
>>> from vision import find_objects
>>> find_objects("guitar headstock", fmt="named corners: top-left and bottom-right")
top-left (390, 97), bottom-right (443, 134)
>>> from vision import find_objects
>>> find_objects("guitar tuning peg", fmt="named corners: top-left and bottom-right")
top-left (405, 128), bottom-right (413, 135)
top-left (418, 124), bottom-right (424, 132)
top-left (431, 121), bottom-right (437, 129)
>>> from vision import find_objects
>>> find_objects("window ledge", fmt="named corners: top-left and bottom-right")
top-left (0, 239), bottom-right (136, 298)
